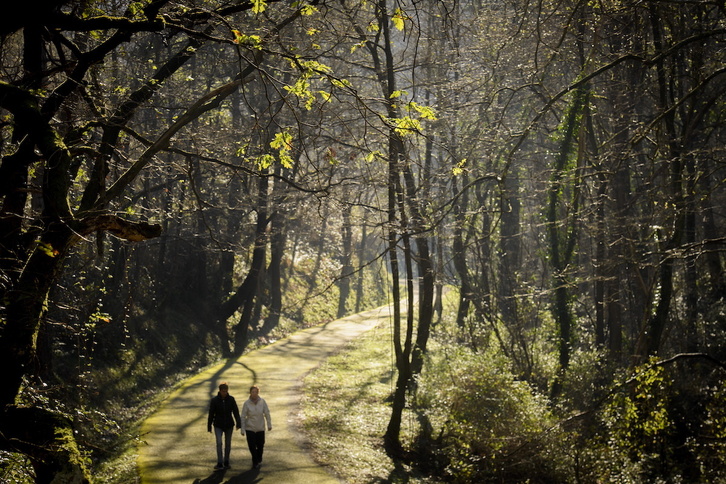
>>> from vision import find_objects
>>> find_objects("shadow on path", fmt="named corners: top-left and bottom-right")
top-left (193, 466), bottom-right (262, 484)
top-left (139, 304), bottom-right (395, 484)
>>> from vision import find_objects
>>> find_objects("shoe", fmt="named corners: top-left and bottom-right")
top-left (214, 463), bottom-right (224, 470)
top-left (224, 462), bottom-right (230, 469)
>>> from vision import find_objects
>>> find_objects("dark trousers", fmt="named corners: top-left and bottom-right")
top-left (245, 430), bottom-right (266, 466)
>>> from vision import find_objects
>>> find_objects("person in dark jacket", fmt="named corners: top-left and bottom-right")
top-left (207, 382), bottom-right (241, 470)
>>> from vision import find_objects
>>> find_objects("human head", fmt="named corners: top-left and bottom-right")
top-left (219, 382), bottom-right (229, 393)
top-left (249, 385), bottom-right (259, 394)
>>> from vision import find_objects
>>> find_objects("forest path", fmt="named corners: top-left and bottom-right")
top-left (137, 303), bottom-right (394, 484)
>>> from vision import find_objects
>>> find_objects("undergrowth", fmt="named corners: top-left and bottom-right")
top-left (300, 293), bottom-right (565, 483)
top-left (301, 322), bottom-right (440, 483)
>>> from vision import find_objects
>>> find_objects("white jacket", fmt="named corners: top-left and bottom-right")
top-left (242, 397), bottom-right (271, 432)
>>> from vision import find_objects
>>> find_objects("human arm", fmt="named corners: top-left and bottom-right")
top-left (232, 396), bottom-right (242, 429)
top-left (264, 400), bottom-right (272, 431)
top-left (240, 400), bottom-right (248, 435)
top-left (207, 398), bottom-right (215, 432)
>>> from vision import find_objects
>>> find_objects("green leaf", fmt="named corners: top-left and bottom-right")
top-left (392, 8), bottom-right (406, 31)
top-left (452, 158), bottom-right (467, 176)
top-left (392, 116), bottom-right (421, 136)
top-left (350, 40), bottom-right (366, 53)
top-left (284, 78), bottom-right (313, 107)
top-left (270, 131), bottom-right (293, 152)
top-left (365, 150), bottom-right (383, 162)
top-left (300, 59), bottom-right (332, 75)
top-left (405, 101), bottom-right (437, 120)
top-left (279, 153), bottom-right (294, 169)
top-left (331, 78), bottom-right (352, 89)
top-left (252, 0), bottom-right (267, 14)
top-left (254, 154), bottom-right (275, 169)
top-left (232, 31), bottom-right (262, 49)
top-left (38, 242), bottom-right (59, 258)
top-left (300, 4), bottom-right (317, 15)
top-left (270, 131), bottom-right (296, 168)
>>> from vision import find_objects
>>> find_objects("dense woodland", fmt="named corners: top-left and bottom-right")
top-left (1, 0), bottom-right (725, 482)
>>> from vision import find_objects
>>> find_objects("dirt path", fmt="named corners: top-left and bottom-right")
top-left (138, 304), bottom-right (393, 484)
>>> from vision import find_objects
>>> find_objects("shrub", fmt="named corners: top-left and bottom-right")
top-left (419, 348), bottom-right (565, 482)
top-left (571, 356), bottom-right (726, 483)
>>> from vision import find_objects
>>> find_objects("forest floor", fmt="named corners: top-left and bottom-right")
top-left (137, 304), bottom-right (395, 484)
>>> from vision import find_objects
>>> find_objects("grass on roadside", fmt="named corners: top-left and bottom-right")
top-left (301, 322), bottom-right (439, 483)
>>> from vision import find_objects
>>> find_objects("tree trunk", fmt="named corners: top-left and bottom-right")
top-left (498, 170), bottom-right (521, 328)
top-left (263, 209), bottom-right (286, 333)
top-left (1, 406), bottom-right (91, 483)
top-left (683, 153), bottom-right (698, 353)
top-left (700, 158), bottom-right (726, 300)
top-left (547, 85), bottom-right (587, 396)
top-left (354, 220), bottom-right (368, 313)
top-left (336, 204), bottom-right (353, 318)
top-left (433, 237), bottom-right (444, 326)
top-left (451, 174), bottom-right (471, 329)
top-left (233, 173), bottom-right (269, 355)
top-left (0, 226), bottom-right (72, 408)
top-left (634, 6), bottom-right (686, 362)
top-left (300, 203), bottom-right (330, 311)
top-left (383, 174), bottom-right (404, 454)
top-left (0, 23), bottom-right (45, 302)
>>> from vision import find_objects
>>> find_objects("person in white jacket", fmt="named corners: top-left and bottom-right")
top-left (240, 385), bottom-right (272, 469)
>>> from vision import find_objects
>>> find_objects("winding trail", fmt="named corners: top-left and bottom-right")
top-left (138, 304), bottom-right (393, 484)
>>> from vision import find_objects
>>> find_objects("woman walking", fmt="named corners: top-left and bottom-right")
top-left (241, 385), bottom-right (272, 469)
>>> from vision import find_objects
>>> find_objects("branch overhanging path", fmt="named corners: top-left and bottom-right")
top-left (138, 303), bottom-right (397, 483)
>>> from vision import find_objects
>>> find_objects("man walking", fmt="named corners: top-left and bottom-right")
top-left (207, 382), bottom-right (241, 470)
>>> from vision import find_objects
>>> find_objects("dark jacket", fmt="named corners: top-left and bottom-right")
top-left (207, 393), bottom-right (241, 431)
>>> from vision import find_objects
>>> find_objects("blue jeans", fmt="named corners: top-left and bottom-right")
top-left (214, 426), bottom-right (234, 465)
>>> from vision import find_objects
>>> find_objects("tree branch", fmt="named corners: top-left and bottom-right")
top-left (73, 215), bottom-right (162, 242)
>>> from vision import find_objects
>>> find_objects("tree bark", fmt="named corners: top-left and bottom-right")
top-left (498, 170), bottom-right (521, 329)
top-left (366, 0), bottom-right (435, 453)
top-left (336, 204), bottom-right (354, 318)
top-left (547, 85), bottom-right (587, 396)
top-left (263, 210), bottom-right (286, 333)
top-left (634, 6), bottom-right (686, 362)
top-left (451, 173), bottom-right (471, 329)
top-left (233, 173), bottom-right (269, 355)
top-left (1, 406), bottom-right (92, 483)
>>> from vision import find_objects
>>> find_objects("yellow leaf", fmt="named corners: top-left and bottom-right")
top-left (392, 8), bottom-right (406, 31)
top-left (300, 4), bottom-right (317, 15)
top-left (252, 0), bottom-right (267, 14)
top-left (38, 242), bottom-right (59, 258)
